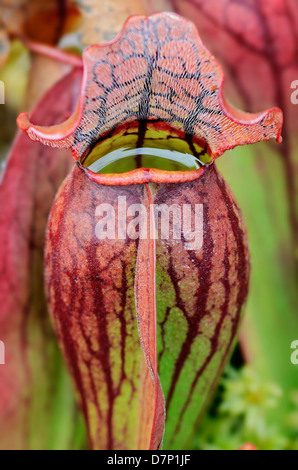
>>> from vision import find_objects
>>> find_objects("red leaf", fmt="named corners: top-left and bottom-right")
top-left (0, 68), bottom-right (81, 450)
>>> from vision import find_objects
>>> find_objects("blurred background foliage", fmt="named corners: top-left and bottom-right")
top-left (0, 41), bottom-right (29, 161)
top-left (0, 0), bottom-right (297, 450)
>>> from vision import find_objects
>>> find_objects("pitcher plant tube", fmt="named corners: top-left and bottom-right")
top-left (17, 12), bottom-right (283, 450)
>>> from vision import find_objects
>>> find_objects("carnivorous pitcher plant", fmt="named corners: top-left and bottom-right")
top-left (2, 10), bottom-right (283, 450)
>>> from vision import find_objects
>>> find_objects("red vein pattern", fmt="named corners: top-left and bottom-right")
top-left (154, 164), bottom-right (249, 447)
top-left (45, 161), bottom-right (249, 449)
top-left (18, 12), bottom-right (282, 164)
top-left (45, 168), bottom-right (166, 449)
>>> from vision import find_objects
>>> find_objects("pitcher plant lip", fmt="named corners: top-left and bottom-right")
top-left (78, 161), bottom-right (208, 185)
top-left (17, 12), bottom-right (283, 186)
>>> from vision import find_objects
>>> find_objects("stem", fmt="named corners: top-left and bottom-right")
top-left (20, 37), bottom-right (83, 68)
